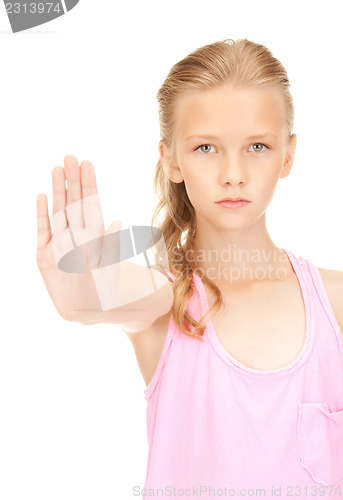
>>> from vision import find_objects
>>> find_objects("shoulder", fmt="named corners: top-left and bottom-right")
top-left (317, 266), bottom-right (343, 293)
top-left (317, 267), bottom-right (343, 337)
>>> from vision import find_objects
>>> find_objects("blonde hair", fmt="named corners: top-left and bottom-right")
top-left (150, 37), bottom-right (295, 339)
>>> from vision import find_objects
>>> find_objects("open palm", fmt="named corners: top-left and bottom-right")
top-left (36, 155), bottom-right (122, 325)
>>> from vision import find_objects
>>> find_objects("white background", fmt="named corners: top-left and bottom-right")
top-left (0, 0), bottom-right (342, 499)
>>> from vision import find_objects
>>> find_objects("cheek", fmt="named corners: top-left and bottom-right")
top-left (180, 163), bottom-right (210, 201)
top-left (253, 167), bottom-right (281, 201)
top-left (183, 175), bottom-right (205, 204)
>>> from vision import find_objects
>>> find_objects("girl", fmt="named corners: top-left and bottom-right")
top-left (36, 38), bottom-right (343, 499)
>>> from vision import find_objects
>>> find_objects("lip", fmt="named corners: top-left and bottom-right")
top-left (215, 199), bottom-right (251, 209)
top-left (216, 197), bottom-right (250, 202)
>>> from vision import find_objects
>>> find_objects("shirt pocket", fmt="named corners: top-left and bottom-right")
top-left (297, 402), bottom-right (343, 487)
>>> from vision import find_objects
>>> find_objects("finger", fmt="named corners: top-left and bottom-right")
top-left (107, 219), bottom-right (122, 233)
top-left (80, 160), bottom-right (98, 199)
top-left (80, 160), bottom-right (105, 233)
top-left (36, 193), bottom-right (52, 250)
top-left (64, 154), bottom-right (83, 229)
top-left (52, 166), bottom-right (67, 232)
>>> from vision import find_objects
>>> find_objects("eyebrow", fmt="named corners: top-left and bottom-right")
top-left (185, 133), bottom-right (278, 141)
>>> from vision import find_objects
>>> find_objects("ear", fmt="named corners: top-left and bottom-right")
top-left (280, 133), bottom-right (297, 179)
top-left (158, 139), bottom-right (184, 183)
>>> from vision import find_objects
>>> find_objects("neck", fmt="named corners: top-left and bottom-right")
top-left (189, 213), bottom-right (289, 286)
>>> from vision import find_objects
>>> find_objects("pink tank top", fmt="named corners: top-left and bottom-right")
top-left (142, 249), bottom-right (343, 499)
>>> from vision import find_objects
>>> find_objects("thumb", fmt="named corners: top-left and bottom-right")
top-left (105, 219), bottom-right (122, 235)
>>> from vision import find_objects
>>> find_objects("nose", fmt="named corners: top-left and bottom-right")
top-left (218, 154), bottom-right (247, 186)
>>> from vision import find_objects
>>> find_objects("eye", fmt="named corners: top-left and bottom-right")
top-left (249, 143), bottom-right (270, 153)
top-left (194, 144), bottom-right (217, 154)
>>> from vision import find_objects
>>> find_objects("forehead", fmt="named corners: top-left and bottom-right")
top-left (173, 85), bottom-right (286, 140)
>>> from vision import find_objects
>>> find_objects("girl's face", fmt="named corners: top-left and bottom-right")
top-left (159, 85), bottom-right (297, 232)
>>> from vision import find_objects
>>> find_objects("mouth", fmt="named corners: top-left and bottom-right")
top-left (216, 197), bottom-right (250, 203)
top-left (215, 198), bottom-right (251, 209)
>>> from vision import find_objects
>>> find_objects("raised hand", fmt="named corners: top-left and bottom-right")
top-left (36, 155), bottom-right (123, 324)
top-left (36, 155), bottom-right (173, 327)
